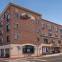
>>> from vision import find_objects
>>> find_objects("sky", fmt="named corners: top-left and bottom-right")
top-left (0, 0), bottom-right (62, 25)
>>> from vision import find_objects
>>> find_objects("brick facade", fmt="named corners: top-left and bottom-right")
top-left (0, 3), bottom-right (62, 58)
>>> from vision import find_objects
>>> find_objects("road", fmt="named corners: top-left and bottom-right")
top-left (38, 55), bottom-right (62, 62)
top-left (26, 55), bottom-right (62, 62)
top-left (0, 54), bottom-right (62, 62)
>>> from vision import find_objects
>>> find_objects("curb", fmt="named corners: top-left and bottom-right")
top-left (42, 53), bottom-right (62, 57)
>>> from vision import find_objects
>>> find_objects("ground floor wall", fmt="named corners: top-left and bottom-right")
top-left (0, 44), bottom-right (40, 58)
top-left (10, 44), bottom-right (39, 58)
top-left (0, 44), bottom-right (62, 58)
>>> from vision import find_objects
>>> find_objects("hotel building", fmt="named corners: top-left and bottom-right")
top-left (0, 3), bottom-right (62, 58)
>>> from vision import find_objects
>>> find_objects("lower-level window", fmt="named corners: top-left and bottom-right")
top-left (5, 48), bottom-right (10, 58)
top-left (7, 36), bottom-right (10, 43)
top-left (0, 49), bottom-right (4, 57)
top-left (42, 47), bottom-right (49, 55)
top-left (44, 38), bottom-right (48, 44)
top-left (0, 48), bottom-right (10, 58)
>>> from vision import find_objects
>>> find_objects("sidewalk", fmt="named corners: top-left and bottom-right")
top-left (0, 53), bottom-right (62, 62)
top-left (27, 53), bottom-right (62, 59)
top-left (42, 53), bottom-right (62, 57)
top-left (0, 53), bottom-right (62, 60)
top-left (20, 53), bottom-right (62, 59)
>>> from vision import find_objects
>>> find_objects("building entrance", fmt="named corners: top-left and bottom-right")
top-left (22, 45), bottom-right (35, 54)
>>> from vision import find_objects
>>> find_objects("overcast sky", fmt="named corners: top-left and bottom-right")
top-left (0, 0), bottom-right (62, 25)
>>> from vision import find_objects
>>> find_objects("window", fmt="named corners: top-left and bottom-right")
top-left (37, 37), bottom-right (40, 41)
top-left (14, 33), bottom-right (19, 40)
top-left (47, 24), bottom-right (53, 32)
top-left (51, 40), bottom-right (54, 43)
top-left (44, 38), bottom-right (48, 44)
top-left (0, 23), bottom-right (2, 30)
top-left (58, 40), bottom-right (61, 44)
top-left (5, 48), bottom-right (10, 58)
top-left (6, 24), bottom-right (10, 32)
top-left (36, 20), bottom-right (39, 24)
top-left (0, 31), bottom-right (2, 35)
top-left (32, 20), bottom-right (35, 24)
top-left (0, 38), bottom-right (2, 44)
top-left (55, 27), bottom-right (58, 32)
top-left (1, 49), bottom-right (4, 57)
top-left (7, 36), bottom-right (10, 42)
top-left (55, 34), bottom-right (58, 37)
top-left (60, 29), bottom-right (62, 33)
top-left (14, 24), bottom-right (18, 29)
top-left (0, 23), bottom-right (2, 27)
top-left (42, 47), bottom-right (49, 54)
top-left (0, 49), bottom-right (10, 58)
top-left (48, 33), bottom-right (52, 36)
top-left (36, 29), bottom-right (41, 33)
top-left (60, 35), bottom-right (62, 38)
top-left (6, 14), bottom-right (10, 22)
top-left (20, 14), bottom-right (22, 19)
top-left (15, 13), bottom-right (19, 19)
top-left (42, 23), bottom-right (45, 30)
top-left (4, 13), bottom-right (10, 22)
